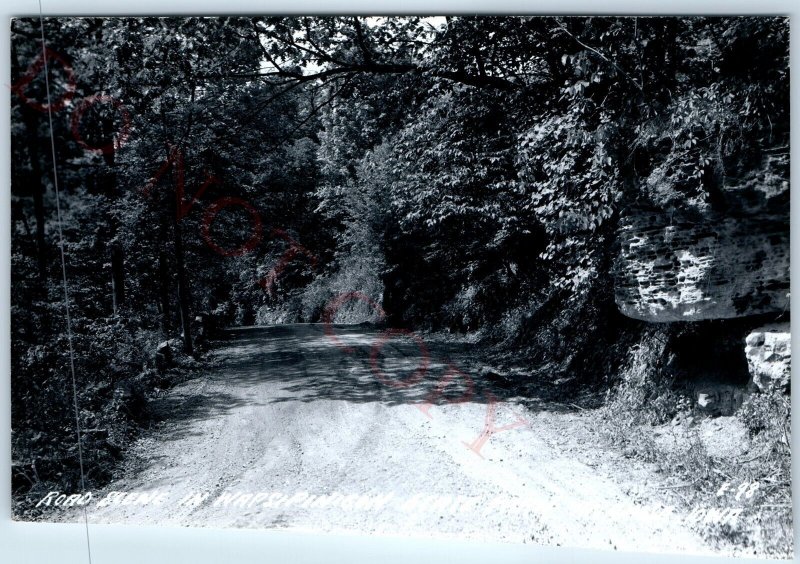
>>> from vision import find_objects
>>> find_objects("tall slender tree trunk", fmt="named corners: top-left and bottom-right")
top-left (173, 218), bottom-right (193, 355)
top-left (171, 159), bottom-right (193, 355)
top-left (29, 142), bottom-right (47, 284)
top-left (11, 42), bottom-right (49, 286)
top-left (158, 247), bottom-right (171, 333)
top-left (99, 115), bottom-right (126, 313)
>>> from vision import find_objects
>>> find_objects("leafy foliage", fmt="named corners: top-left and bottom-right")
top-left (10, 17), bottom-right (789, 527)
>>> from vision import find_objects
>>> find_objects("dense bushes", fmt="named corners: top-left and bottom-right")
top-left (11, 311), bottom-right (160, 505)
top-left (10, 18), bottom-right (789, 535)
top-left (598, 325), bottom-right (791, 557)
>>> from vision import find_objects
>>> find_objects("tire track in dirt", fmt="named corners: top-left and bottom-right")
top-left (53, 324), bottom-right (717, 556)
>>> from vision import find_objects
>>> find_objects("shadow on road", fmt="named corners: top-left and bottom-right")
top-left (204, 324), bottom-right (576, 412)
top-left (140, 324), bottom-right (579, 446)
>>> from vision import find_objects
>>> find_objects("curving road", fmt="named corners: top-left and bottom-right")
top-left (57, 324), bottom-right (714, 555)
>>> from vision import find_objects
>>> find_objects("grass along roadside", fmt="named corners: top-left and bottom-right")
top-left (597, 329), bottom-right (792, 559)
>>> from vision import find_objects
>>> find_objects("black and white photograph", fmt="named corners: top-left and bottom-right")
top-left (9, 15), bottom-right (792, 559)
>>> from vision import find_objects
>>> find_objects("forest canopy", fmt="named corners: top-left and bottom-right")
top-left (10, 16), bottom-right (789, 505)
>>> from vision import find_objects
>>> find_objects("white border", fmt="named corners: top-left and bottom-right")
top-left (1, 2), bottom-right (797, 563)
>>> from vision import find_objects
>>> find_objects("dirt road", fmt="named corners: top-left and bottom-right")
top-left (58, 324), bottom-right (714, 555)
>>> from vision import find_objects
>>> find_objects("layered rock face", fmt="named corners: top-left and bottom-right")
top-left (613, 149), bottom-right (790, 397)
top-left (614, 212), bottom-right (789, 322)
top-left (745, 323), bottom-right (791, 391)
top-left (614, 149), bottom-right (789, 323)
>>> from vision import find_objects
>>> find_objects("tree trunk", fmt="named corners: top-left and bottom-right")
top-left (173, 217), bottom-right (193, 355)
top-left (158, 248), bottom-right (171, 333)
top-left (170, 160), bottom-right (193, 355)
top-left (11, 42), bottom-right (48, 286)
top-left (30, 154), bottom-right (47, 284)
top-left (97, 115), bottom-right (126, 313)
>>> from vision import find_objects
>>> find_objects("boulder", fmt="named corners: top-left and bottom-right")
top-left (744, 323), bottom-right (791, 391)
top-left (154, 340), bottom-right (174, 371)
top-left (693, 383), bottom-right (747, 416)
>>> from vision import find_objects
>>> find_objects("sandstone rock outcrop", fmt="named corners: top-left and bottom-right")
top-left (745, 323), bottom-right (791, 391)
top-left (614, 212), bottom-right (789, 322)
top-left (614, 149), bottom-right (789, 323)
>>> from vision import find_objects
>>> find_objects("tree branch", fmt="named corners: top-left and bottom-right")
top-left (352, 17), bottom-right (374, 65)
top-left (199, 62), bottom-right (517, 90)
top-left (554, 22), bottom-right (643, 93)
